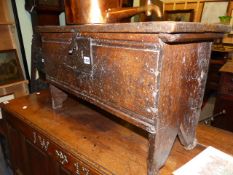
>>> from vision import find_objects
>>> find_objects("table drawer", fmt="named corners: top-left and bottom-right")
top-left (219, 73), bottom-right (233, 96)
top-left (222, 72), bottom-right (233, 85)
top-left (29, 130), bottom-right (109, 175)
top-left (219, 85), bottom-right (233, 96)
top-left (4, 110), bottom-right (110, 175)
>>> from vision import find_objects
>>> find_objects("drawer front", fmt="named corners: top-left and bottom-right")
top-left (212, 96), bottom-right (233, 132)
top-left (4, 111), bottom-right (110, 175)
top-left (42, 33), bottom-right (161, 125)
top-left (29, 130), bottom-right (109, 175)
top-left (219, 73), bottom-right (233, 96)
top-left (219, 85), bottom-right (233, 96)
top-left (222, 72), bottom-right (233, 84)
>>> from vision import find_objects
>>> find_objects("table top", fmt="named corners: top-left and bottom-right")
top-left (37, 21), bottom-right (231, 34)
top-left (2, 90), bottom-right (233, 175)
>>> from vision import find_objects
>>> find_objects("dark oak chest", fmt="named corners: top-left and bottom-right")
top-left (37, 22), bottom-right (230, 175)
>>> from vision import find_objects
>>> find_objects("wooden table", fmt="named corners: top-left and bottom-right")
top-left (1, 90), bottom-right (233, 175)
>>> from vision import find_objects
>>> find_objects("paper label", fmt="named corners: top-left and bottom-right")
top-left (173, 146), bottom-right (233, 175)
top-left (83, 56), bottom-right (91, 65)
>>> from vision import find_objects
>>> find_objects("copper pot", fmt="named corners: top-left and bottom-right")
top-left (64, 0), bottom-right (162, 24)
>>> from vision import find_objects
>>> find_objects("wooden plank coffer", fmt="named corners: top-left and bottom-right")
top-left (38, 22), bottom-right (230, 175)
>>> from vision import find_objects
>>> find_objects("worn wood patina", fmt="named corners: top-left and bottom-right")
top-left (37, 21), bottom-right (230, 175)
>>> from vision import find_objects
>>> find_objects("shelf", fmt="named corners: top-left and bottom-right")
top-left (0, 21), bottom-right (14, 25)
top-left (210, 59), bottom-right (226, 65)
top-left (0, 48), bottom-right (15, 53)
top-left (0, 0), bottom-right (11, 24)
top-left (0, 0), bottom-right (26, 90)
top-left (0, 80), bottom-right (29, 98)
top-left (212, 47), bottom-right (233, 52)
top-left (164, 0), bottom-right (229, 3)
top-left (0, 25), bottom-right (14, 51)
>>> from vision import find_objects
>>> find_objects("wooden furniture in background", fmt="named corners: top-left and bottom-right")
top-left (212, 61), bottom-right (233, 132)
top-left (0, 49), bottom-right (24, 86)
top-left (0, 25), bottom-right (15, 51)
top-left (162, 0), bottom-right (204, 22)
top-left (0, 1), bottom-right (29, 165)
top-left (0, 0), bottom-right (26, 85)
top-left (0, 80), bottom-right (29, 99)
top-left (205, 46), bottom-right (232, 95)
top-left (1, 91), bottom-right (233, 175)
top-left (164, 9), bottom-right (194, 21)
top-left (0, 0), bottom-right (29, 81)
top-left (0, 80), bottom-right (29, 135)
top-left (38, 22), bottom-right (229, 175)
top-left (162, 0), bottom-right (231, 22)
top-left (25, 0), bottom-right (64, 27)
top-left (0, 0), bottom-right (27, 97)
top-left (25, 0), bottom-right (64, 93)
top-left (0, 0), bottom-right (16, 51)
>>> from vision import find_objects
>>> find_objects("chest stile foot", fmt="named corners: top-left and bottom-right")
top-left (50, 84), bottom-right (68, 109)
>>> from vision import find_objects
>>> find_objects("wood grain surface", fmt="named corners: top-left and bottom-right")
top-left (37, 21), bottom-right (231, 34)
top-left (1, 90), bottom-right (233, 175)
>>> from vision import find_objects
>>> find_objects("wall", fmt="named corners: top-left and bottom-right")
top-left (15, 0), bottom-right (33, 77)
top-left (59, 12), bottom-right (66, 26)
top-left (132, 0), bottom-right (140, 21)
